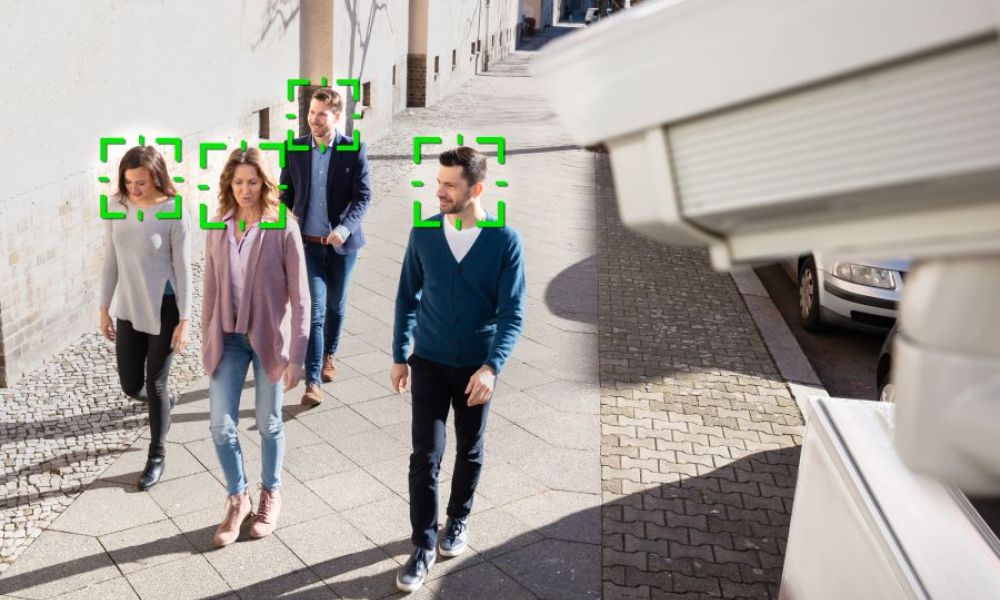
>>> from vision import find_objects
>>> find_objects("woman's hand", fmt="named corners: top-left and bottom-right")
top-left (99, 309), bottom-right (116, 342)
top-left (171, 319), bottom-right (189, 354)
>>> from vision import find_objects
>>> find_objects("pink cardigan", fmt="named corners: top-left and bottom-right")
top-left (201, 223), bottom-right (309, 384)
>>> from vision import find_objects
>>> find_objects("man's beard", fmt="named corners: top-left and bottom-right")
top-left (440, 195), bottom-right (473, 215)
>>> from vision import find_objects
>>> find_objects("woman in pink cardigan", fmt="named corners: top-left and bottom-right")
top-left (201, 147), bottom-right (309, 546)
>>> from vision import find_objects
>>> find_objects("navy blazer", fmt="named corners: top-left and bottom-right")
top-left (278, 131), bottom-right (372, 255)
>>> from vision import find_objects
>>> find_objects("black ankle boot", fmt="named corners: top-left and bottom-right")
top-left (138, 457), bottom-right (165, 490)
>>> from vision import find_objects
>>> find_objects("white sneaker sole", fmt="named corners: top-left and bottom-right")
top-left (396, 555), bottom-right (435, 592)
top-left (437, 540), bottom-right (468, 558)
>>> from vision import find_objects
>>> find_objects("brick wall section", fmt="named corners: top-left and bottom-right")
top-left (407, 53), bottom-right (427, 107)
top-left (0, 172), bottom-right (106, 388)
top-left (595, 155), bottom-right (805, 600)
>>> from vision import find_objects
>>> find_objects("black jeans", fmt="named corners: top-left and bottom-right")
top-left (116, 294), bottom-right (178, 459)
top-left (407, 354), bottom-right (492, 551)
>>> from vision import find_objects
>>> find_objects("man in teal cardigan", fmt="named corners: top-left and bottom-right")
top-left (391, 147), bottom-right (526, 592)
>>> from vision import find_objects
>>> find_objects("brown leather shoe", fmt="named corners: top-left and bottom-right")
top-left (321, 354), bottom-right (338, 383)
top-left (301, 383), bottom-right (323, 407)
top-left (212, 489), bottom-right (252, 547)
top-left (249, 486), bottom-right (281, 538)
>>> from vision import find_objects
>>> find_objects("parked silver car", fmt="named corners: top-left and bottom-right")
top-left (787, 252), bottom-right (910, 333)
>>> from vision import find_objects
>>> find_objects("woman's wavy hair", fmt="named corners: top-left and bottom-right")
top-left (216, 147), bottom-right (282, 220)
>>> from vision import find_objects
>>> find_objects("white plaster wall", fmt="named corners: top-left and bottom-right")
top-left (0, 0), bottom-right (300, 385)
top-left (421, 0), bottom-right (518, 106)
top-left (332, 0), bottom-right (411, 138)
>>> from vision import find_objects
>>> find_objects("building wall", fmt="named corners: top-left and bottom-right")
top-left (332, 1), bottom-right (410, 140)
top-left (407, 0), bottom-right (518, 108)
top-left (0, 0), bottom-right (301, 386)
top-left (522, 0), bottom-right (554, 28)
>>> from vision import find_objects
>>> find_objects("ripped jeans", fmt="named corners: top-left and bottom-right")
top-left (209, 333), bottom-right (285, 495)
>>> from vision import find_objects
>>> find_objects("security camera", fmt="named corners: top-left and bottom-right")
top-left (534, 2), bottom-right (1000, 595)
top-left (533, 0), bottom-right (1000, 270)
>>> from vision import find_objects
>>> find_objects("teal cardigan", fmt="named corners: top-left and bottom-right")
top-left (393, 216), bottom-right (526, 374)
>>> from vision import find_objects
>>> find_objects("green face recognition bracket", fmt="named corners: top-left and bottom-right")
top-left (409, 135), bottom-right (509, 229)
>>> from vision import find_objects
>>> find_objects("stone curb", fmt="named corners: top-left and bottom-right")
top-left (730, 268), bottom-right (830, 416)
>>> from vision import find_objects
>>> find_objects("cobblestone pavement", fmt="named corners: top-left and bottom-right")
top-left (595, 154), bottom-right (805, 599)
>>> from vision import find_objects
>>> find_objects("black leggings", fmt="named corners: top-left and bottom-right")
top-left (116, 295), bottom-right (178, 459)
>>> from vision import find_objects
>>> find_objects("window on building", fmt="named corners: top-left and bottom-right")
top-left (392, 64), bottom-right (397, 86)
top-left (362, 81), bottom-right (372, 107)
top-left (257, 107), bottom-right (270, 139)
top-left (477, 39), bottom-right (482, 52)
top-left (452, 49), bottom-right (457, 70)
top-left (434, 55), bottom-right (440, 78)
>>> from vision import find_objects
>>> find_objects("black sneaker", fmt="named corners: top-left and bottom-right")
top-left (438, 517), bottom-right (469, 557)
top-left (396, 547), bottom-right (435, 593)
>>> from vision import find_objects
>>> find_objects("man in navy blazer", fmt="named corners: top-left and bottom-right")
top-left (279, 87), bottom-right (372, 407)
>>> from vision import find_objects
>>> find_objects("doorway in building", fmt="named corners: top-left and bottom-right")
top-left (560, 0), bottom-right (598, 23)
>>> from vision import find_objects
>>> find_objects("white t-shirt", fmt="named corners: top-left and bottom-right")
top-left (443, 216), bottom-right (482, 263)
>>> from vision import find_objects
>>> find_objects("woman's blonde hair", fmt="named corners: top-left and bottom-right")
top-left (216, 147), bottom-right (281, 220)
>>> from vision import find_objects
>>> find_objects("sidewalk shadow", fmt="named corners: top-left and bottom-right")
top-left (545, 255), bottom-right (598, 326)
top-left (0, 449), bottom-right (798, 599)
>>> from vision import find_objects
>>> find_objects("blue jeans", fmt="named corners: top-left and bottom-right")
top-left (304, 243), bottom-right (358, 385)
top-left (209, 333), bottom-right (284, 495)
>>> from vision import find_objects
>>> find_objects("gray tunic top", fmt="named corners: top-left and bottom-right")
top-left (100, 198), bottom-right (192, 335)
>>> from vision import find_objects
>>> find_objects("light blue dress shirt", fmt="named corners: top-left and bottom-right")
top-left (303, 134), bottom-right (352, 243)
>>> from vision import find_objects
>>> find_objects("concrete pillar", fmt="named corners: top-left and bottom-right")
top-left (299, 0), bottom-right (335, 133)
top-left (407, 0), bottom-right (429, 107)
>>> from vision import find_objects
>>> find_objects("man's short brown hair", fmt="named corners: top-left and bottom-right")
top-left (439, 147), bottom-right (487, 187)
top-left (311, 88), bottom-right (343, 113)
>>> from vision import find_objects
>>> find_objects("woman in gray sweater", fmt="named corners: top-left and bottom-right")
top-left (99, 146), bottom-right (191, 490)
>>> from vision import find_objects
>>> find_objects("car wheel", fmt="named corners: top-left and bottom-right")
top-left (798, 256), bottom-right (823, 332)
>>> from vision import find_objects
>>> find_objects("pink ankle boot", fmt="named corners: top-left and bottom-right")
top-left (212, 489), bottom-right (252, 547)
top-left (249, 486), bottom-right (282, 538)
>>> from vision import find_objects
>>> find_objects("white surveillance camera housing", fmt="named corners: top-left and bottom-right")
top-left (533, 0), bottom-right (1000, 494)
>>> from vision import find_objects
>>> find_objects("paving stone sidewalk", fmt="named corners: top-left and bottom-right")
top-left (595, 153), bottom-right (805, 599)
top-left (0, 25), bottom-right (604, 600)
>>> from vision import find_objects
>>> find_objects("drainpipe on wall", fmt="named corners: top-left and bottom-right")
top-left (484, 0), bottom-right (490, 72)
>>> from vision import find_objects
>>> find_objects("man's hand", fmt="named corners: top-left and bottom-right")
top-left (325, 230), bottom-right (345, 247)
top-left (283, 363), bottom-right (303, 392)
top-left (171, 319), bottom-right (189, 354)
top-left (390, 363), bottom-right (409, 393)
top-left (464, 366), bottom-right (496, 407)
top-left (99, 309), bottom-right (116, 342)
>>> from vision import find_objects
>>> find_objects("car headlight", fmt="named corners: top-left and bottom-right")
top-left (832, 263), bottom-right (896, 289)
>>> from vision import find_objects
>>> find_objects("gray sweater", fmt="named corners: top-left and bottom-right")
top-left (100, 198), bottom-right (192, 335)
